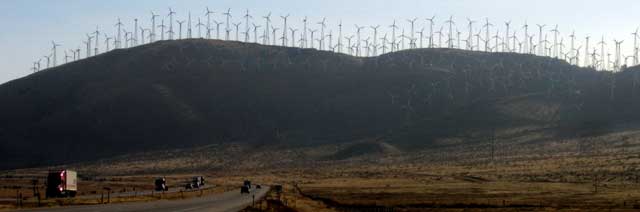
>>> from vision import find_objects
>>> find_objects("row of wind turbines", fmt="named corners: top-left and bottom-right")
top-left (32, 7), bottom-right (640, 73)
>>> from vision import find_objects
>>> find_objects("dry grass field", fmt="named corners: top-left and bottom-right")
top-left (4, 125), bottom-right (640, 211)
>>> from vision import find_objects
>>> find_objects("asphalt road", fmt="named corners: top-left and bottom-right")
top-left (16, 187), bottom-right (269, 212)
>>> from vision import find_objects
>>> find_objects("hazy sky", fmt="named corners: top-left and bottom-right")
top-left (1, 0), bottom-right (639, 84)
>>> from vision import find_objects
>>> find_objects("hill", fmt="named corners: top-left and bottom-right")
top-left (1, 39), bottom-right (639, 170)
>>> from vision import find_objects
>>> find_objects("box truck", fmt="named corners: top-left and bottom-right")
top-left (46, 170), bottom-right (77, 198)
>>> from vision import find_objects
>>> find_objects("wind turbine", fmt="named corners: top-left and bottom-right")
top-left (274, 28), bottom-right (283, 45)
top-left (196, 18), bottom-right (205, 38)
top-left (614, 40), bottom-right (624, 71)
top-left (85, 34), bottom-right (92, 57)
top-left (252, 24), bottom-right (261, 43)
top-left (274, 14), bottom-right (288, 46)
top-left (94, 26), bottom-right (100, 55)
top-left (177, 20), bottom-right (185, 39)
top-left (309, 29), bottom-right (317, 48)
top-left (337, 20), bottom-right (343, 53)
top-left (213, 21), bottom-right (222, 40)
top-left (536, 24), bottom-right (546, 55)
top-left (115, 18), bottom-right (124, 48)
top-left (187, 12), bottom-right (192, 39)
top-left (151, 11), bottom-right (159, 42)
top-left (263, 12), bottom-right (272, 44)
top-left (51, 41), bottom-right (60, 66)
top-left (244, 9), bottom-right (252, 42)
top-left (158, 19), bottom-right (166, 40)
top-left (407, 18), bottom-right (418, 44)
top-left (133, 19), bottom-right (138, 46)
top-left (504, 21), bottom-right (511, 51)
top-left (205, 8), bottom-right (214, 39)
top-left (522, 21), bottom-right (529, 53)
top-left (104, 34), bottom-right (112, 51)
top-left (426, 16), bottom-right (436, 48)
top-left (550, 25), bottom-right (560, 58)
top-left (224, 8), bottom-right (232, 40)
top-left (585, 36), bottom-right (591, 67)
top-left (234, 22), bottom-right (242, 41)
top-left (355, 25), bottom-right (365, 55)
top-left (302, 16), bottom-right (308, 48)
top-left (417, 28), bottom-right (425, 48)
top-left (43, 55), bottom-right (51, 69)
top-left (445, 16), bottom-right (455, 48)
top-left (290, 28), bottom-right (298, 46)
top-left (167, 8), bottom-right (176, 40)
top-left (633, 28), bottom-right (639, 65)
top-left (318, 18), bottom-right (327, 50)
top-left (371, 25), bottom-right (380, 52)
top-left (389, 20), bottom-right (399, 52)
top-left (484, 18), bottom-right (493, 51)
top-left (466, 18), bottom-right (476, 50)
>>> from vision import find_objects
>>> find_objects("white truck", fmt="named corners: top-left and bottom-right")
top-left (46, 170), bottom-right (78, 198)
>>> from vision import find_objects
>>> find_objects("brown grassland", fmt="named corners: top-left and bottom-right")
top-left (4, 125), bottom-right (640, 211)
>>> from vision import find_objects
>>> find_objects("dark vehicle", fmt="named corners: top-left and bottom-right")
top-left (274, 185), bottom-right (283, 193)
top-left (192, 176), bottom-right (205, 188)
top-left (243, 180), bottom-right (251, 189)
top-left (155, 177), bottom-right (169, 191)
top-left (240, 186), bottom-right (250, 194)
top-left (256, 184), bottom-right (262, 189)
top-left (46, 170), bottom-right (78, 198)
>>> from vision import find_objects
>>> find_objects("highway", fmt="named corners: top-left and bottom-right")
top-left (16, 187), bottom-right (269, 212)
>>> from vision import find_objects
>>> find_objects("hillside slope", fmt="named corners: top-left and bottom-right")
top-left (1, 39), bottom-right (639, 170)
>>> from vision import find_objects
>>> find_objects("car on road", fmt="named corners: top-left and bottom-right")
top-left (155, 177), bottom-right (169, 191)
top-left (243, 180), bottom-right (251, 189)
top-left (240, 186), bottom-right (250, 194)
top-left (192, 176), bottom-right (205, 188)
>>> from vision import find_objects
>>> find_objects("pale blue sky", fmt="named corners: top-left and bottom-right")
top-left (1, 0), bottom-right (639, 84)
